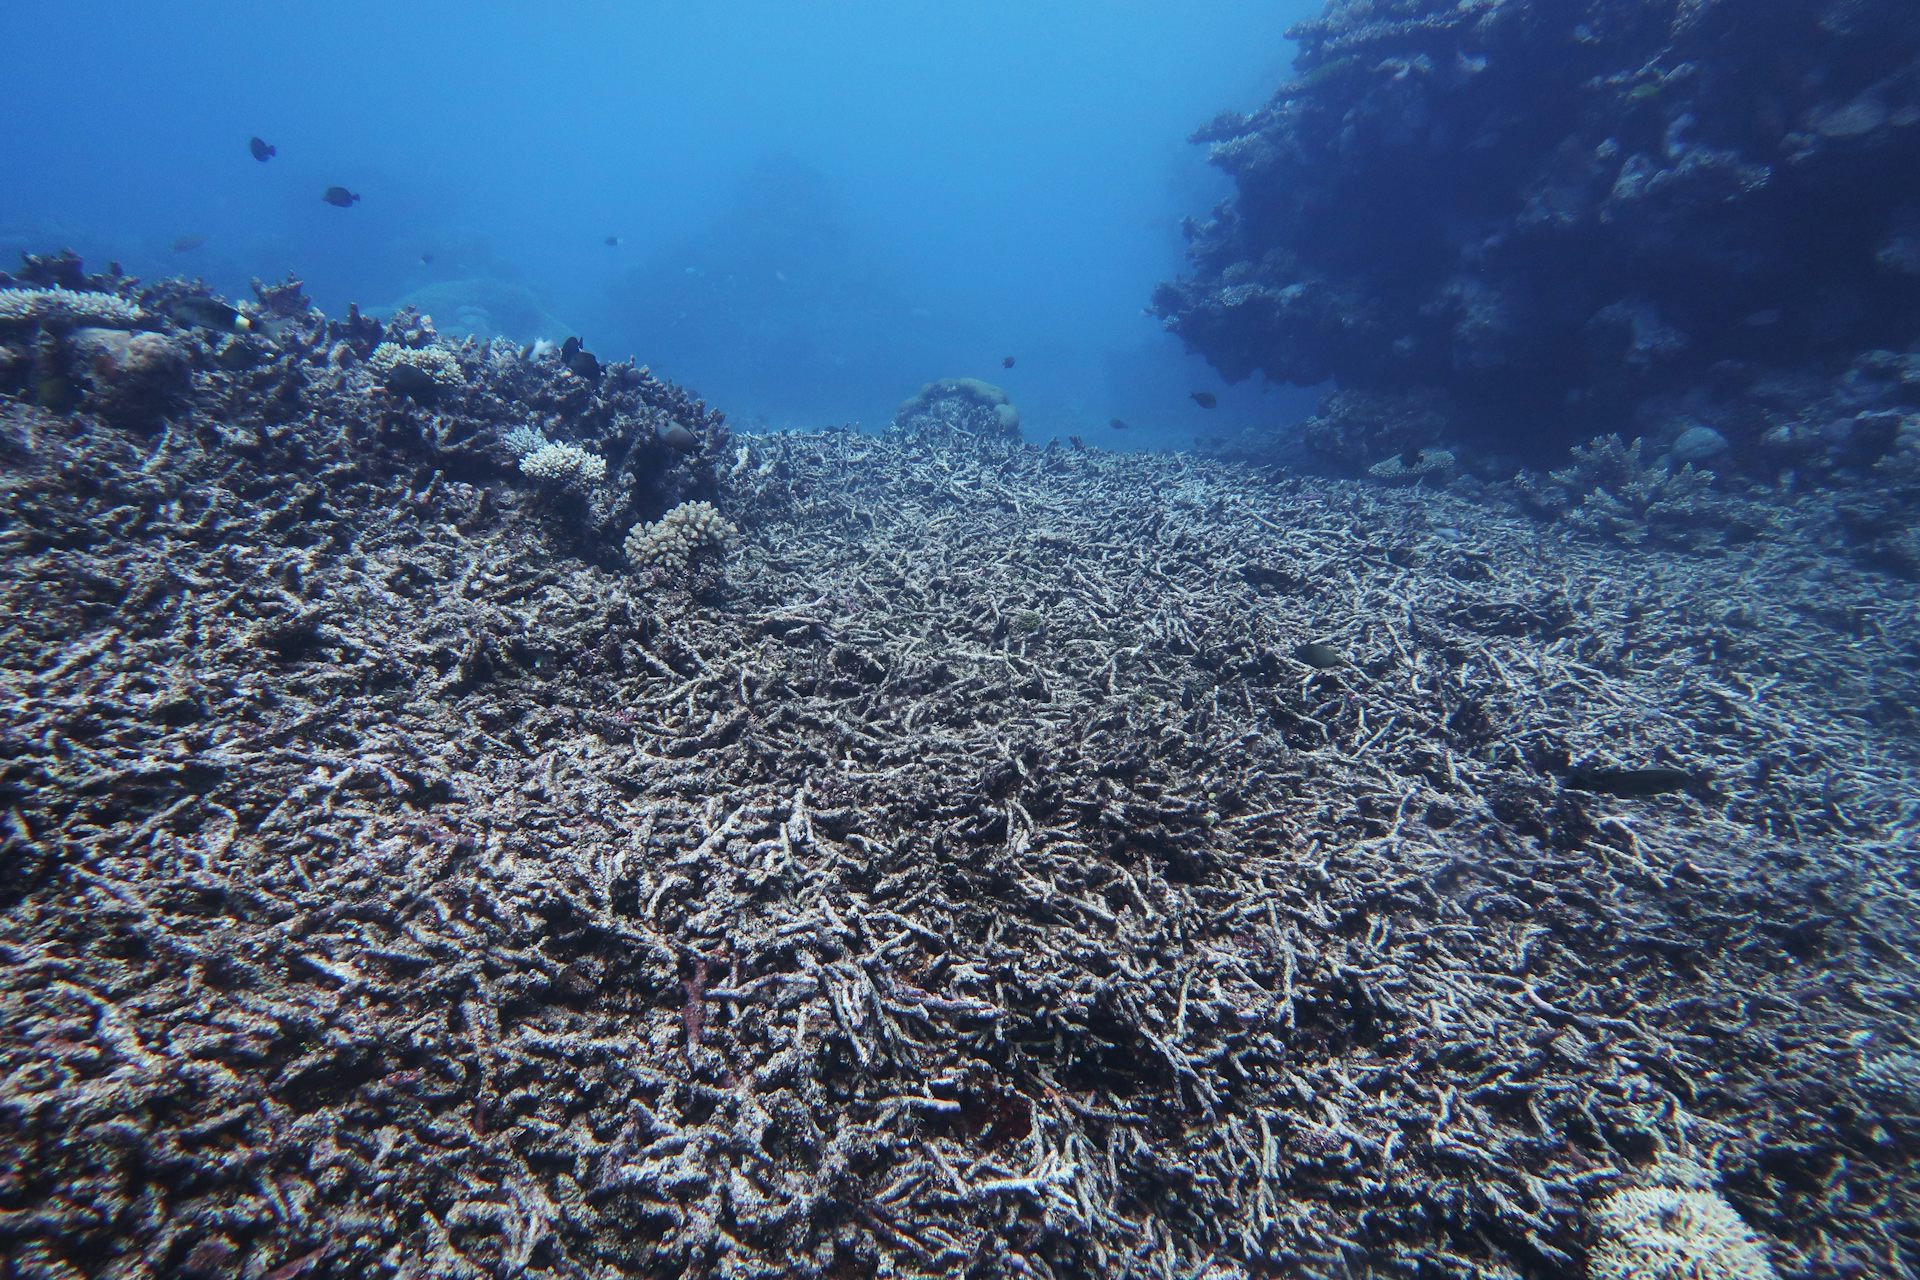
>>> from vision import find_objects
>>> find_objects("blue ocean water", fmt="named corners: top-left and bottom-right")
top-left (1, 1), bottom-right (1321, 447)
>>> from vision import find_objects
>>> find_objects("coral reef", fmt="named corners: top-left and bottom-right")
top-left (0, 249), bottom-right (731, 565)
top-left (1202, 386), bottom-right (1454, 476)
top-left (892, 377), bottom-right (1021, 441)
top-left (0, 248), bottom-right (136, 295)
top-left (1155, 0), bottom-right (1920, 466)
top-left (0, 282), bottom-right (177, 425)
top-left (6, 277), bottom-right (1920, 1278)
top-left (1832, 418), bottom-right (1920, 574)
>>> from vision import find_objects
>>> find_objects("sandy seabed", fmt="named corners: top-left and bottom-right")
top-left (1, 352), bottom-right (1917, 1279)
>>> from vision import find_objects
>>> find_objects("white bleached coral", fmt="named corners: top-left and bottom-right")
top-left (624, 500), bottom-right (736, 575)
top-left (502, 423), bottom-right (550, 459)
top-left (1588, 1182), bottom-right (1778, 1280)
top-left (0, 287), bottom-right (145, 328)
top-left (365, 341), bottom-right (462, 387)
top-left (519, 441), bottom-right (607, 490)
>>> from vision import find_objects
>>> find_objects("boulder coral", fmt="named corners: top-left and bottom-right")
top-left (67, 328), bottom-right (189, 428)
top-left (893, 377), bottom-right (1021, 441)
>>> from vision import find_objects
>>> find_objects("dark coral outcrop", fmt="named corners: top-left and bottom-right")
top-left (1155, 0), bottom-right (1920, 462)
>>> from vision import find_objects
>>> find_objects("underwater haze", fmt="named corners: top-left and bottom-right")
top-left (1, 1), bottom-right (1317, 445)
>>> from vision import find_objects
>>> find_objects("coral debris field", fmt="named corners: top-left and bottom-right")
top-left (2, 269), bottom-right (1920, 1279)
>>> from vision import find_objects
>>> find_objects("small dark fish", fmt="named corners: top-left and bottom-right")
top-left (384, 363), bottom-right (441, 401)
top-left (658, 422), bottom-right (698, 451)
top-left (605, 235), bottom-right (621, 247)
top-left (1109, 418), bottom-right (1130, 431)
top-left (171, 234), bottom-right (207, 254)
top-left (1293, 642), bottom-right (1346, 670)
top-left (249, 136), bottom-right (276, 162)
top-left (419, 252), bottom-right (435, 265)
top-left (1190, 391), bottom-right (1218, 409)
top-left (560, 336), bottom-right (600, 381)
top-left (1001, 355), bottom-right (1016, 368)
top-left (322, 186), bottom-right (361, 208)
top-left (1400, 447), bottom-right (1423, 466)
top-left (171, 297), bottom-right (252, 333)
top-left (1563, 766), bottom-right (1701, 798)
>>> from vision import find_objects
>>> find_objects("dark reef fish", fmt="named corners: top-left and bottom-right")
top-left (419, 251), bottom-right (435, 265)
top-left (170, 297), bottom-right (252, 333)
top-left (1563, 766), bottom-right (1704, 798)
top-left (1293, 641), bottom-right (1346, 669)
top-left (248, 136), bottom-right (275, 162)
top-left (1002, 355), bottom-right (1016, 368)
top-left (171, 235), bottom-right (206, 254)
top-left (322, 186), bottom-right (361, 207)
top-left (605, 235), bottom-right (621, 247)
top-left (1109, 417), bottom-right (1129, 430)
top-left (561, 336), bottom-right (600, 382)
top-left (1190, 390), bottom-right (1217, 408)
top-left (384, 363), bottom-right (440, 401)
top-left (658, 422), bottom-right (699, 451)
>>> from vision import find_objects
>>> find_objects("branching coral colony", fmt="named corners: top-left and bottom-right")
top-left (625, 500), bottom-right (736, 577)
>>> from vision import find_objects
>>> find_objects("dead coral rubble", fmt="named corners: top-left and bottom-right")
top-left (2, 282), bottom-right (1920, 1278)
